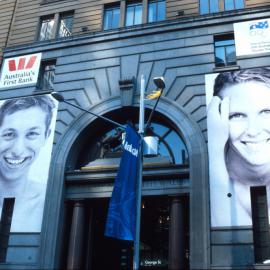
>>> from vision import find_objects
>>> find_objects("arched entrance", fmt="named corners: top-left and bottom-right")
top-left (62, 107), bottom-right (190, 269)
top-left (40, 97), bottom-right (209, 270)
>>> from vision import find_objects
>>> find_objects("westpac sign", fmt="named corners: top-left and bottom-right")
top-left (0, 53), bottom-right (42, 88)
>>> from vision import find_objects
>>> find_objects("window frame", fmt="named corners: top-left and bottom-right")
top-left (37, 11), bottom-right (73, 41)
top-left (36, 60), bottom-right (56, 91)
top-left (148, 0), bottom-right (166, 23)
top-left (103, 4), bottom-right (121, 30)
top-left (38, 15), bottom-right (55, 41)
top-left (214, 33), bottom-right (237, 67)
top-left (200, 0), bottom-right (245, 14)
top-left (101, 0), bottom-right (166, 30)
top-left (57, 12), bottom-right (74, 38)
top-left (125, 1), bottom-right (143, 27)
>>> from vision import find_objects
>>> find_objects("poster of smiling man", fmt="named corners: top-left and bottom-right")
top-left (206, 68), bottom-right (270, 227)
top-left (0, 94), bottom-right (58, 232)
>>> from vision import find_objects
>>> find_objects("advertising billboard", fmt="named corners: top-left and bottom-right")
top-left (0, 53), bottom-right (42, 88)
top-left (0, 94), bottom-right (58, 232)
top-left (206, 68), bottom-right (270, 227)
top-left (234, 19), bottom-right (270, 56)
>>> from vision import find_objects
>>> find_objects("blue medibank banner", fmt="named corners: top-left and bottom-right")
top-left (105, 124), bottom-right (141, 241)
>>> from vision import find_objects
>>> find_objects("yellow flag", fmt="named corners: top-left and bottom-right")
top-left (145, 89), bottom-right (161, 100)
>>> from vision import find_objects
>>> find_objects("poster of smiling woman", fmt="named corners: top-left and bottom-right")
top-left (205, 68), bottom-right (270, 227)
top-left (0, 94), bottom-right (58, 232)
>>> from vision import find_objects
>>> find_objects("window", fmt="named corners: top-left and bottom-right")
top-left (224, 0), bottom-right (244, 11)
top-left (102, 0), bottom-right (165, 29)
top-left (0, 198), bottom-right (15, 263)
top-left (200, 0), bottom-right (244, 14)
top-left (37, 61), bottom-right (56, 90)
top-left (148, 0), bottom-right (166, 23)
top-left (79, 121), bottom-right (188, 165)
top-left (38, 16), bottom-right (55, 41)
top-left (214, 34), bottom-right (236, 67)
top-left (57, 13), bottom-right (73, 38)
top-left (37, 12), bottom-right (73, 41)
top-left (103, 4), bottom-right (120, 30)
top-left (126, 1), bottom-right (142, 26)
top-left (250, 186), bottom-right (270, 263)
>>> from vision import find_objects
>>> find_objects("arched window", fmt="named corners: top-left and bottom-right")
top-left (73, 110), bottom-right (189, 170)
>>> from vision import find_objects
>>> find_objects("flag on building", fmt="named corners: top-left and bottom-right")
top-left (105, 124), bottom-right (141, 241)
top-left (145, 89), bottom-right (162, 100)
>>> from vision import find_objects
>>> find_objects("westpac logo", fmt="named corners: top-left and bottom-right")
top-left (0, 53), bottom-right (42, 88)
top-left (8, 55), bottom-right (37, 72)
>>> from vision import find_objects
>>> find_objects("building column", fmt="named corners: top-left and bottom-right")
top-left (67, 200), bottom-right (85, 270)
top-left (168, 197), bottom-right (185, 270)
top-left (142, 0), bottom-right (148, 24)
top-left (120, 1), bottom-right (126, 27)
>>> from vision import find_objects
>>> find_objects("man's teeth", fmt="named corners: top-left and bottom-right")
top-left (6, 158), bottom-right (25, 165)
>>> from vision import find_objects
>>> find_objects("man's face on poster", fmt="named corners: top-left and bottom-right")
top-left (220, 81), bottom-right (270, 166)
top-left (0, 106), bottom-right (48, 182)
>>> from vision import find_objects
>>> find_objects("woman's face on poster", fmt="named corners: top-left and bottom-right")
top-left (0, 106), bottom-right (48, 182)
top-left (220, 81), bottom-right (270, 166)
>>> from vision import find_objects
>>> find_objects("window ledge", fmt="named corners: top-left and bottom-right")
top-left (253, 263), bottom-right (270, 269)
top-left (213, 65), bottom-right (240, 72)
top-left (40, 0), bottom-right (77, 5)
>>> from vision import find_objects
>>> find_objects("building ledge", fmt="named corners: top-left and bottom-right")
top-left (66, 157), bottom-right (189, 183)
top-left (253, 263), bottom-right (270, 269)
top-left (213, 65), bottom-right (240, 72)
top-left (3, 5), bottom-right (270, 57)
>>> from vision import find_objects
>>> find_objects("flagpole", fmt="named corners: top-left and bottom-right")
top-left (133, 75), bottom-right (145, 270)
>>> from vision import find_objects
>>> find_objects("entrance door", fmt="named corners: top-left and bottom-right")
top-left (90, 198), bottom-right (133, 270)
top-left (140, 196), bottom-right (171, 270)
top-left (63, 195), bottom-right (189, 270)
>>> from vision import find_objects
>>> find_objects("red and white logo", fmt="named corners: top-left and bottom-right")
top-left (8, 55), bottom-right (37, 72)
top-left (0, 53), bottom-right (42, 88)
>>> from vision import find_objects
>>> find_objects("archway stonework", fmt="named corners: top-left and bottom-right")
top-left (39, 95), bottom-right (210, 270)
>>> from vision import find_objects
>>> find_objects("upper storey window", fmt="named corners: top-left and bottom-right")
top-left (102, 0), bottom-right (166, 30)
top-left (103, 4), bottom-right (120, 30)
top-left (224, 0), bottom-right (245, 10)
top-left (38, 16), bottom-right (55, 41)
top-left (200, 0), bottom-right (244, 14)
top-left (37, 12), bottom-right (73, 41)
top-left (125, 1), bottom-right (142, 26)
top-left (214, 34), bottom-right (237, 67)
top-left (57, 12), bottom-right (73, 38)
top-left (148, 0), bottom-right (166, 22)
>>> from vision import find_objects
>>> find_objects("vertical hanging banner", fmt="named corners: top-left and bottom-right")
top-left (0, 94), bottom-right (58, 232)
top-left (205, 67), bottom-right (270, 227)
top-left (105, 124), bottom-right (141, 241)
top-left (0, 53), bottom-right (42, 88)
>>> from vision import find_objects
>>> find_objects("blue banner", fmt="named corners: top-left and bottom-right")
top-left (105, 124), bottom-right (141, 241)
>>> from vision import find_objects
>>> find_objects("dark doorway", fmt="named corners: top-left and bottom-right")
top-left (90, 198), bottom-right (133, 270)
top-left (250, 186), bottom-right (270, 263)
top-left (140, 196), bottom-right (170, 269)
top-left (62, 195), bottom-right (189, 270)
